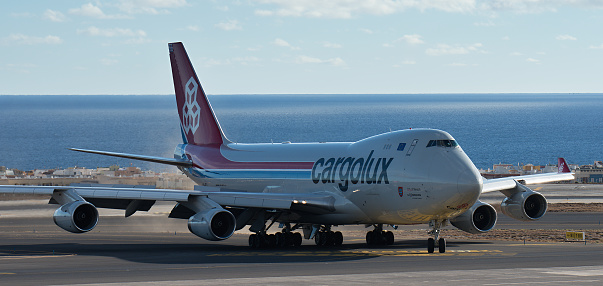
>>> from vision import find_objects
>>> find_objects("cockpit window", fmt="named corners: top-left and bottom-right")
top-left (426, 140), bottom-right (458, 148)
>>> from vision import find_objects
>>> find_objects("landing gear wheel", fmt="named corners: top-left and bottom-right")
top-left (438, 238), bottom-right (446, 253)
top-left (384, 231), bottom-right (394, 245)
top-left (366, 231), bottom-right (374, 245)
top-left (427, 238), bottom-right (435, 253)
top-left (249, 234), bottom-right (261, 249)
top-left (293, 232), bottom-right (303, 247)
top-left (275, 232), bottom-right (285, 247)
top-left (333, 231), bottom-right (343, 246)
top-left (267, 234), bottom-right (276, 248)
top-left (315, 231), bottom-right (324, 246)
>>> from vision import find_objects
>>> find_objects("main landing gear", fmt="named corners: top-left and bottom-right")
top-left (427, 219), bottom-right (446, 253)
top-left (366, 224), bottom-right (395, 246)
top-left (248, 222), bottom-right (303, 249)
top-left (314, 225), bottom-right (343, 247)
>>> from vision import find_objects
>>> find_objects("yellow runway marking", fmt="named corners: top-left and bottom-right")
top-left (209, 249), bottom-right (507, 257)
top-left (0, 250), bottom-right (75, 260)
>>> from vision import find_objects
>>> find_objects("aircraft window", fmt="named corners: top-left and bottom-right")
top-left (426, 140), bottom-right (458, 148)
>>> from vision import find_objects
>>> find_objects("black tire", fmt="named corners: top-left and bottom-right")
top-left (384, 231), bottom-right (394, 245)
top-left (249, 234), bottom-right (256, 248)
top-left (293, 232), bottom-right (303, 247)
top-left (366, 231), bottom-right (374, 245)
top-left (250, 234), bottom-right (261, 249)
top-left (333, 231), bottom-right (343, 246)
top-left (438, 238), bottom-right (446, 253)
top-left (427, 238), bottom-right (435, 253)
top-left (267, 234), bottom-right (276, 248)
top-left (275, 232), bottom-right (284, 247)
top-left (284, 232), bottom-right (293, 246)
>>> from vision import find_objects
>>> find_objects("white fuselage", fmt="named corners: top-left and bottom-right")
top-left (177, 128), bottom-right (483, 225)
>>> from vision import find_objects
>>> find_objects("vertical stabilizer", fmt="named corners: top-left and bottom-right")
top-left (169, 42), bottom-right (228, 146)
top-left (558, 157), bottom-right (570, 173)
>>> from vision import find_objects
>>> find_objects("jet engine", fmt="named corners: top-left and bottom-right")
top-left (450, 200), bottom-right (497, 234)
top-left (53, 201), bottom-right (99, 233)
top-left (188, 208), bottom-right (236, 241)
top-left (500, 185), bottom-right (547, 221)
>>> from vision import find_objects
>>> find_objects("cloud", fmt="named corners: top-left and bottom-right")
top-left (253, 0), bottom-right (476, 18)
top-left (359, 28), bottom-right (374, 34)
top-left (3, 34), bottom-right (62, 45)
top-left (425, 43), bottom-right (484, 56)
top-left (43, 9), bottom-right (66, 22)
top-left (77, 26), bottom-right (147, 38)
top-left (323, 42), bottom-right (342, 48)
top-left (484, 0), bottom-right (603, 14)
top-left (253, 0), bottom-right (603, 18)
top-left (272, 38), bottom-right (300, 50)
top-left (295, 55), bottom-right (345, 66)
top-left (117, 0), bottom-right (189, 14)
top-left (526, 57), bottom-right (540, 63)
top-left (215, 20), bottom-right (242, 31)
top-left (186, 25), bottom-right (200, 32)
top-left (69, 3), bottom-right (127, 19)
top-left (399, 34), bottom-right (424, 45)
top-left (555, 34), bottom-right (577, 41)
top-left (100, 58), bottom-right (119, 66)
top-left (201, 56), bottom-right (261, 67)
top-left (589, 44), bottom-right (603, 49)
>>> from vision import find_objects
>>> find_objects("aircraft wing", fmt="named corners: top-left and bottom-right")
top-left (69, 148), bottom-right (193, 168)
top-left (482, 171), bottom-right (575, 193)
top-left (481, 157), bottom-right (575, 194)
top-left (0, 185), bottom-right (336, 215)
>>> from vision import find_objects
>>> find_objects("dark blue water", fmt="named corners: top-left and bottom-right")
top-left (1, 94), bottom-right (601, 171)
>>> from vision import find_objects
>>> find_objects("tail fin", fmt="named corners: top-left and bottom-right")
top-left (558, 157), bottom-right (570, 173)
top-left (169, 42), bottom-right (229, 146)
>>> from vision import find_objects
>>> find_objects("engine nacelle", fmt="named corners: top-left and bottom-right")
top-left (188, 208), bottom-right (236, 241)
top-left (501, 188), bottom-right (547, 221)
top-left (450, 200), bottom-right (497, 234)
top-left (53, 201), bottom-right (99, 233)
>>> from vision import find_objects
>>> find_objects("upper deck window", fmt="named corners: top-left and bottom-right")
top-left (426, 140), bottom-right (458, 148)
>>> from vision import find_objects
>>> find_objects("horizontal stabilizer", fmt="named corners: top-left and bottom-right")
top-left (69, 148), bottom-right (192, 168)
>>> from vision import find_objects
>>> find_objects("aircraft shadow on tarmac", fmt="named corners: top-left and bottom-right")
top-left (0, 239), bottom-right (495, 265)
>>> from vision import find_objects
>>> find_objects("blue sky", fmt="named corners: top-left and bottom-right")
top-left (2, 0), bottom-right (603, 95)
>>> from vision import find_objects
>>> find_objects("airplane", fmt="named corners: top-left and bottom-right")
top-left (0, 42), bottom-right (575, 253)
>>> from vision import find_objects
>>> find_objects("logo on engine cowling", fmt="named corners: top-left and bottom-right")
top-left (182, 77), bottom-right (201, 135)
top-left (311, 150), bottom-right (394, 192)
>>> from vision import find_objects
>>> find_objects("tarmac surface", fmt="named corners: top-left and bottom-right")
top-left (1, 184), bottom-right (603, 285)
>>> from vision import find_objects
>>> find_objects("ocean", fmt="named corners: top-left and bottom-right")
top-left (0, 94), bottom-right (601, 172)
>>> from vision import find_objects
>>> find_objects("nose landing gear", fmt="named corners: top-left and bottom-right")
top-left (427, 219), bottom-right (447, 253)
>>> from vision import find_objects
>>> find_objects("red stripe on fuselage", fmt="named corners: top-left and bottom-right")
top-left (185, 144), bottom-right (314, 170)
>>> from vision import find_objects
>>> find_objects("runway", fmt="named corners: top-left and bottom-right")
top-left (1, 214), bottom-right (602, 285)
top-left (1, 184), bottom-right (603, 285)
